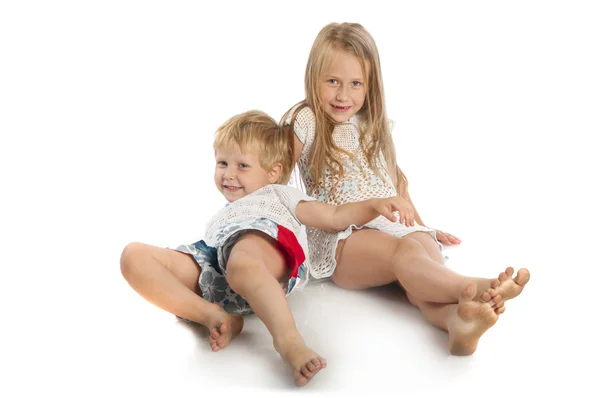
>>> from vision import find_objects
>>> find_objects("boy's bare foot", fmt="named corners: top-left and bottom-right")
top-left (447, 283), bottom-right (501, 356)
top-left (491, 267), bottom-right (530, 301)
top-left (206, 308), bottom-right (244, 352)
top-left (274, 336), bottom-right (327, 387)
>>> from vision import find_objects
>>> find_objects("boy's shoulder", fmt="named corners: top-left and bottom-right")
top-left (263, 184), bottom-right (317, 203)
top-left (257, 184), bottom-right (303, 199)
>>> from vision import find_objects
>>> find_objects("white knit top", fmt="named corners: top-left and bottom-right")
top-left (287, 105), bottom-right (436, 279)
top-left (204, 184), bottom-right (316, 248)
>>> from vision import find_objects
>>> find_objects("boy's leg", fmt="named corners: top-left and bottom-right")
top-left (120, 242), bottom-right (243, 348)
top-left (224, 231), bottom-right (326, 387)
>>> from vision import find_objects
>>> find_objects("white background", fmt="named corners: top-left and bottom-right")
top-left (1, 1), bottom-right (598, 397)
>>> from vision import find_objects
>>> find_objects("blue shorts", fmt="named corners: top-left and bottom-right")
top-left (173, 218), bottom-right (308, 316)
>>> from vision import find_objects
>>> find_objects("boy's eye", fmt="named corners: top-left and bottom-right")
top-left (217, 161), bottom-right (227, 166)
top-left (239, 163), bottom-right (249, 169)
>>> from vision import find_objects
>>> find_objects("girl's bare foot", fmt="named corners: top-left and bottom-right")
top-left (479, 288), bottom-right (505, 315)
top-left (274, 336), bottom-right (327, 387)
top-left (447, 283), bottom-right (501, 356)
top-left (491, 267), bottom-right (530, 301)
top-left (206, 308), bottom-right (244, 352)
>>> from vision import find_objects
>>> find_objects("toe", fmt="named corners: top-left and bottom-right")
top-left (301, 365), bottom-right (313, 378)
top-left (481, 291), bottom-right (491, 302)
top-left (295, 374), bottom-right (308, 387)
top-left (460, 283), bottom-right (477, 301)
top-left (505, 267), bottom-right (515, 277)
top-left (516, 269), bottom-right (530, 286)
top-left (491, 294), bottom-right (503, 307)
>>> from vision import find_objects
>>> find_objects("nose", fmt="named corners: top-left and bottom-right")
top-left (223, 167), bottom-right (236, 180)
top-left (336, 85), bottom-right (349, 102)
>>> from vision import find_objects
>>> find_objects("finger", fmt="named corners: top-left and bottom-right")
top-left (404, 211), bottom-right (410, 226)
top-left (381, 207), bottom-right (396, 222)
top-left (437, 232), bottom-right (449, 245)
top-left (446, 233), bottom-right (460, 244)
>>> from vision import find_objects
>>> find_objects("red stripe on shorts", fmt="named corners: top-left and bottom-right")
top-left (275, 225), bottom-right (305, 279)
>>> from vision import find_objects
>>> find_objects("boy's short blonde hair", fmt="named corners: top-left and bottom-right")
top-left (213, 110), bottom-right (294, 184)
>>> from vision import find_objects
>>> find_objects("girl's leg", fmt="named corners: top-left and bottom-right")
top-left (402, 231), bottom-right (530, 302)
top-left (224, 231), bottom-right (326, 387)
top-left (333, 229), bottom-right (529, 303)
top-left (120, 242), bottom-right (243, 348)
top-left (334, 229), bottom-right (475, 302)
top-left (405, 288), bottom-right (504, 355)
top-left (333, 229), bottom-right (527, 355)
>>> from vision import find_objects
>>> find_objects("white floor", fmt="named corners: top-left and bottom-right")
top-left (2, 1), bottom-right (599, 397)
top-left (3, 228), bottom-right (595, 397)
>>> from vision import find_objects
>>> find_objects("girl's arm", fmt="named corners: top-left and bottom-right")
top-left (293, 135), bottom-right (304, 163)
top-left (295, 197), bottom-right (415, 232)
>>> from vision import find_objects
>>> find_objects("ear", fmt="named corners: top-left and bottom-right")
top-left (268, 163), bottom-right (283, 184)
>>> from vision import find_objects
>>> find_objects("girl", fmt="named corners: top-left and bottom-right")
top-left (281, 22), bottom-right (530, 355)
top-left (120, 109), bottom-right (427, 386)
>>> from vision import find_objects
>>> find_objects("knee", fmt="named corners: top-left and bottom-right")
top-left (119, 242), bottom-right (146, 278)
top-left (392, 238), bottom-right (427, 263)
top-left (225, 254), bottom-right (261, 292)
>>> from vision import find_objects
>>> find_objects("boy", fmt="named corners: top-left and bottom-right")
top-left (120, 110), bottom-right (415, 386)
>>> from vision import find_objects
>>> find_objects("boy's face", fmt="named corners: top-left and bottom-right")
top-left (319, 49), bottom-right (367, 123)
top-left (214, 144), bottom-right (281, 202)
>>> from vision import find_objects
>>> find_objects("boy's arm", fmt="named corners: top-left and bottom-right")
top-left (295, 197), bottom-right (415, 231)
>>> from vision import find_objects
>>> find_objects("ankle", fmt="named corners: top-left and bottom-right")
top-left (193, 303), bottom-right (226, 326)
top-left (273, 331), bottom-right (304, 353)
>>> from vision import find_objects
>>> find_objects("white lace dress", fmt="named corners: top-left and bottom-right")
top-left (287, 106), bottom-right (440, 279)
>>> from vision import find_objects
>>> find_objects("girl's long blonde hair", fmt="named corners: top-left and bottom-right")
top-left (282, 22), bottom-right (408, 197)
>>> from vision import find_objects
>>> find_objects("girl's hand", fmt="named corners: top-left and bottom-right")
top-left (435, 230), bottom-right (461, 246)
top-left (372, 197), bottom-right (415, 226)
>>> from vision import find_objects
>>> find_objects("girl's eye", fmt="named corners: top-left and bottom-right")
top-left (352, 81), bottom-right (362, 87)
top-left (327, 79), bottom-right (338, 84)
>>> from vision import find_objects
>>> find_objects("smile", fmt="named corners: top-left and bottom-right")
top-left (332, 105), bottom-right (352, 112)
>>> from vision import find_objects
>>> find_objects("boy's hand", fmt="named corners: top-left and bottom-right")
top-left (371, 197), bottom-right (415, 226)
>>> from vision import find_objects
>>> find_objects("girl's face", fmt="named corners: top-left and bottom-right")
top-left (214, 144), bottom-right (281, 202)
top-left (318, 49), bottom-right (367, 123)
